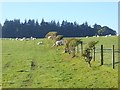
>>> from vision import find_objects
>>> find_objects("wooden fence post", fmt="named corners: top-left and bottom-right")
top-left (93, 46), bottom-right (95, 61)
top-left (101, 45), bottom-right (103, 65)
top-left (76, 45), bottom-right (79, 53)
top-left (112, 45), bottom-right (115, 69)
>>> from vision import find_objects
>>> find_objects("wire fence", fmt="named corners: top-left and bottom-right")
top-left (77, 44), bottom-right (119, 69)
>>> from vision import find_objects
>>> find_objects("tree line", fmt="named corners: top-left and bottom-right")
top-left (1, 18), bottom-right (116, 38)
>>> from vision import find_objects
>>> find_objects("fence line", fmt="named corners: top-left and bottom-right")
top-left (78, 44), bottom-right (118, 69)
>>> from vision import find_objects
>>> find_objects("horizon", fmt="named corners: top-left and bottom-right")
top-left (0, 2), bottom-right (118, 33)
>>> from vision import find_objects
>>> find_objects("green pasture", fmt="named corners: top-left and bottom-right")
top-left (1, 36), bottom-right (119, 88)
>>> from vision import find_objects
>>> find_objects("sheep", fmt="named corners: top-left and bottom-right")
top-left (23, 37), bottom-right (26, 40)
top-left (52, 39), bottom-right (64, 47)
top-left (16, 38), bottom-right (18, 40)
top-left (32, 38), bottom-right (36, 40)
top-left (56, 39), bottom-right (64, 46)
top-left (30, 37), bottom-right (33, 39)
top-left (48, 36), bottom-right (52, 39)
top-left (105, 35), bottom-right (108, 37)
top-left (116, 34), bottom-right (119, 36)
top-left (86, 36), bottom-right (88, 38)
top-left (19, 38), bottom-right (24, 41)
top-left (96, 35), bottom-right (99, 37)
top-left (108, 34), bottom-right (111, 36)
top-left (37, 42), bottom-right (43, 45)
top-left (30, 37), bottom-right (36, 40)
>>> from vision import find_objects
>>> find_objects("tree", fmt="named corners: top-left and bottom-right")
top-left (0, 23), bottom-right (2, 38)
top-left (98, 28), bottom-right (105, 35)
top-left (35, 19), bottom-right (39, 26)
top-left (56, 21), bottom-right (60, 27)
top-left (82, 41), bottom-right (99, 67)
top-left (93, 23), bottom-right (101, 30)
top-left (1, 19), bottom-right (116, 38)
top-left (40, 18), bottom-right (45, 26)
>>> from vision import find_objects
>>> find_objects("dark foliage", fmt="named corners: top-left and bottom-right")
top-left (1, 19), bottom-right (116, 38)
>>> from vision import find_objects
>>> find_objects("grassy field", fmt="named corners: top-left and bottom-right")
top-left (1, 36), bottom-right (119, 88)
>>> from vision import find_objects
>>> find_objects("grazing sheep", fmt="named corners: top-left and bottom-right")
top-left (37, 42), bottom-right (43, 45)
top-left (48, 36), bottom-right (52, 39)
top-left (30, 37), bottom-right (33, 39)
top-left (23, 37), bottom-right (26, 40)
top-left (86, 36), bottom-right (88, 38)
top-left (32, 38), bottom-right (36, 40)
top-left (56, 39), bottom-right (64, 46)
top-left (30, 37), bottom-right (36, 40)
top-left (96, 35), bottom-right (99, 37)
top-left (53, 39), bottom-right (64, 47)
top-left (105, 35), bottom-right (108, 37)
top-left (16, 38), bottom-right (18, 40)
top-left (19, 39), bottom-right (24, 41)
top-left (116, 34), bottom-right (119, 36)
top-left (108, 34), bottom-right (111, 36)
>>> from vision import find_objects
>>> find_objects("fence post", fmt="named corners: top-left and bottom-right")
top-left (101, 45), bottom-right (103, 65)
top-left (112, 45), bottom-right (115, 69)
top-left (76, 45), bottom-right (79, 53)
top-left (81, 42), bottom-right (83, 55)
top-left (93, 46), bottom-right (95, 61)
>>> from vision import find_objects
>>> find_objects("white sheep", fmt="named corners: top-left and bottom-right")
top-left (108, 34), bottom-right (111, 36)
top-left (32, 38), bottom-right (36, 40)
top-left (97, 35), bottom-right (99, 37)
top-left (19, 39), bottom-right (24, 41)
top-left (16, 38), bottom-right (18, 40)
top-left (105, 35), bottom-right (108, 37)
top-left (86, 36), bottom-right (88, 38)
top-left (54, 39), bottom-right (64, 46)
top-left (48, 36), bottom-right (52, 39)
top-left (37, 42), bottom-right (43, 45)
top-left (116, 34), bottom-right (119, 36)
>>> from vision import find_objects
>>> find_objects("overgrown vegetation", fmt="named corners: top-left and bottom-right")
top-left (82, 41), bottom-right (99, 67)
top-left (45, 31), bottom-right (58, 40)
top-left (55, 35), bottom-right (64, 41)
top-left (64, 38), bottom-right (82, 58)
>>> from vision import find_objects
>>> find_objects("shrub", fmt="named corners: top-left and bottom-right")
top-left (55, 35), bottom-right (63, 41)
top-left (82, 41), bottom-right (99, 67)
top-left (45, 31), bottom-right (58, 40)
top-left (64, 38), bottom-right (82, 58)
